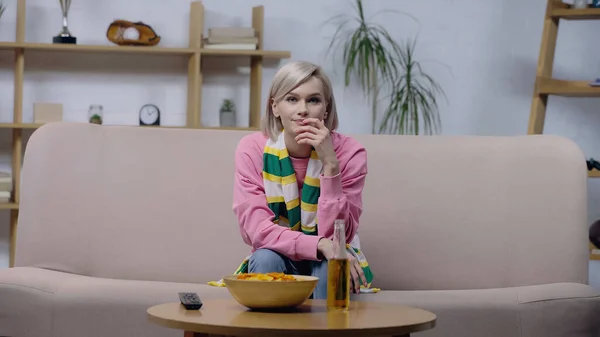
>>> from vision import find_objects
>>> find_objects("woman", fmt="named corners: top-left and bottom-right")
top-left (228, 61), bottom-right (374, 299)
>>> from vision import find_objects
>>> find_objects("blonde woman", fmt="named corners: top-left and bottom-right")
top-left (231, 61), bottom-right (373, 299)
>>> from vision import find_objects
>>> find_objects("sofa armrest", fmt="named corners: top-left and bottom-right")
top-left (0, 267), bottom-right (73, 336)
top-left (517, 283), bottom-right (600, 337)
top-left (0, 267), bottom-right (231, 337)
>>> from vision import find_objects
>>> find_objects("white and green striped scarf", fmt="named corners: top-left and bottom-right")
top-left (208, 132), bottom-right (378, 292)
top-left (263, 130), bottom-right (321, 234)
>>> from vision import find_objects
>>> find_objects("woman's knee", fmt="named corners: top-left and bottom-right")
top-left (248, 249), bottom-right (286, 273)
top-left (311, 259), bottom-right (329, 299)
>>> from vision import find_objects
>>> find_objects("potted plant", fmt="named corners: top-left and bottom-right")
top-left (324, 0), bottom-right (446, 135)
top-left (88, 104), bottom-right (103, 125)
top-left (219, 99), bottom-right (236, 127)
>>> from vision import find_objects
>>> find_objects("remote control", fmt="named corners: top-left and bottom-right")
top-left (178, 292), bottom-right (203, 310)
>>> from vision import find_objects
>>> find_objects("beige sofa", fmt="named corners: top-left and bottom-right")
top-left (0, 122), bottom-right (598, 337)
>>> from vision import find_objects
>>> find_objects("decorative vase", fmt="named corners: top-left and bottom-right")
top-left (219, 99), bottom-right (236, 127)
top-left (88, 104), bottom-right (103, 124)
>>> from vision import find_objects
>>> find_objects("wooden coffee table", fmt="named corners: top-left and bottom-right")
top-left (147, 298), bottom-right (436, 337)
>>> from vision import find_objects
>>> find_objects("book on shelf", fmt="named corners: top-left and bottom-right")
top-left (0, 172), bottom-right (12, 193)
top-left (0, 172), bottom-right (12, 204)
top-left (0, 191), bottom-right (9, 204)
top-left (207, 36), bottom-right (258, 45)
top-left (203, 27), bottom-right (258, 50)
top-left (203, 43), bottom-right (257, 50)
top-left (208, 27), bottom-right (255, 38)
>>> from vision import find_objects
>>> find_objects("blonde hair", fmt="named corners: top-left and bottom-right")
top-left (261, 61), bottom-right (339, 141)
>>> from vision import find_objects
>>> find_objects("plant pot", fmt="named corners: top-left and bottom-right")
top-left (220, 110), bottom-right (236, 127)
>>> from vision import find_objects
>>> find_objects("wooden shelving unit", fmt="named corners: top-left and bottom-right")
top-left (528, 0), bottom-right (600, 133)
top-left (1, 0), bottom-right (291, 267)
top-left (528, 0), bottom-right (600, 261)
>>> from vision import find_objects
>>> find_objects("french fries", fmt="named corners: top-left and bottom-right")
top-left (236, 272), bottom-right (297, 281)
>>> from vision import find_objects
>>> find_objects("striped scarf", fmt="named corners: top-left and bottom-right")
top-left (263, 130), bottom-right (321, 234)
top-left (208, 132), bottom-right (378, 292)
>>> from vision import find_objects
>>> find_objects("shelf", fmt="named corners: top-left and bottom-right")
top-left (552, 7), bottom-right (600, 20)
top-left (0, 42), bottom-right (291, 58)
top-left (0, 203), bottom-right (19, 210)
top-left (202, 126), bottom-right (259, 131)
top-left (592, 253), bottom-right (600, 261)
top-left (0, 123), bottom-right (259, 131)
top-left (199, 49), bottom-right (290, 58)
top-left (0, 42), bottom-right (196, 55)
top-left (536, 77), bottom-right (600, 97)
top-left (0, 42), bottom-right (17, 51)
top-left (590, 170), bottom-right (600, 178)
top-left (120, 125), bottom-right (258, 130)
top-left (23, 43), bottom-right (197, 56)
top-left (0, 123), bottom-right (43, 129)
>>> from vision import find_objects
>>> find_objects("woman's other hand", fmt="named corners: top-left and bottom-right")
top-left (318, 238), bottom-right (368, 293)
top-left (317, 238), bottom-right (335, 260)
top-left (348, 254), bottom-right (368, 294)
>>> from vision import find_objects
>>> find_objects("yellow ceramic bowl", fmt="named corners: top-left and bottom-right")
top-left (223, 274), bottom-right (318, 309)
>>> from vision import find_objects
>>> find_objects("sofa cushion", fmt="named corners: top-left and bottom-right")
top-left (3, 267), bottom-right (599, 337)
top-left (359, 282), bottom-right (600, 337)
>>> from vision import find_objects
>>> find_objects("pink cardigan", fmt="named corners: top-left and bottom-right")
top-left (232, 131), bottom-right (368, 261)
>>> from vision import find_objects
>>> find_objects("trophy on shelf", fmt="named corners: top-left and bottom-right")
top-left (52, 0), bottom-right (76, 44)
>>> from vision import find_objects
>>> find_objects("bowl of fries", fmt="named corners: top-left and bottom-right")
top-left (222, 272), bottom-right (318, 309)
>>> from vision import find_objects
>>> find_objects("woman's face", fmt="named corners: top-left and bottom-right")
top-left (271, 77), bottom-right (328, 136)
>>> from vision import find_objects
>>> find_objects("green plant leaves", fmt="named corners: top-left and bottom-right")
top-left (221, 99), bottom-right (235, 112)
top-left (324, 0), bottom-right (446, 135)
top-left (0, 1), bottom-right (6, 20)
top-left (379, 38), bottom-right (445, 135)
top-left (327, 2), bottom-right (400, 94)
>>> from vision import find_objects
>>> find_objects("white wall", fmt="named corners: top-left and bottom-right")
top-left (0, 0), bottom-right (599, 286)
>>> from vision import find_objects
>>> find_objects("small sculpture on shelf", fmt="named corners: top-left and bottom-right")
top-left (106, 20), bottom-right (160, 46)
top-left (53, 0), bottom-right (77, 44)
top-left (219, 99), bottom-right (236, 127)
top-left (573, 0), bottom-right (588, 9)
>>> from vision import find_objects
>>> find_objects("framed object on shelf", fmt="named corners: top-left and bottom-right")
top-left (33, 103), bottom-right (63, 123)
